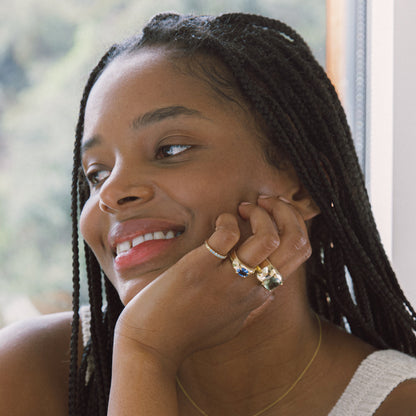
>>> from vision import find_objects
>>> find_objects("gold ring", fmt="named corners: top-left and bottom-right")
top-left (204, 240), bottom-right (227, 260)
top-left (229, 250), bottom-right (256, 278)
top-left (255, 259), bottom-right (283, 291)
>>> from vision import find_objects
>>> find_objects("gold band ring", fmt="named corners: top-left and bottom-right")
top-left (204, 240), bottom-right (227, 260)
top-left (255, 259), bottom-right (283, 291)
top-left (229, 250), bottom-right (256, 278)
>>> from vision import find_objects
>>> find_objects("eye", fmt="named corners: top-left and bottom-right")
top-left (86, 169), bottom-right (110, 186)
top-left (155, 144), bottom-right (191, 159)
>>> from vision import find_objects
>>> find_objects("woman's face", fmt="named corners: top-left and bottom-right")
top-left (80, 48), bottom-right (298, 305)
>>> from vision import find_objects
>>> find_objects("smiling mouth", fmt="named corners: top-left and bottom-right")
top-left (115, 229), bottom-right (184, 256)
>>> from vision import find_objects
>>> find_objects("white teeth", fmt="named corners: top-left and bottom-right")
top-left (132, 235), bottom-right (145, 247)
top-left (153, 231), bottom-right (165, 240)
top-left (116, 230), bottom-right (181, 255)
top-left (144, 233), bottom-right (153, 241)
top-left (116, 240), bottom-right (131, 255)
top-left (165, 230), bottom-right (175, 239)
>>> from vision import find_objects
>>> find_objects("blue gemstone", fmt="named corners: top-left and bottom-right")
top-left (238, 268), bottom-right (249, 277)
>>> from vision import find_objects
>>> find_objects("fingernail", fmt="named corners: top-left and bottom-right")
top-left (258, 194), bottom-right (272, 199)
top-left (278, 196), bottom-right (291, 203)
top-left (240, 201), bottom-right (251, 206)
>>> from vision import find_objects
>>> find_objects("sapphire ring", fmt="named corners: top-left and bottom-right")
top-left (229, 250), bottom-right (256, 278)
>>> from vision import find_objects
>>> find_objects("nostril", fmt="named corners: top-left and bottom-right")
top-left (99, 200), bottom-right (116, 214)
top-left (117, 196), bottom-right (140, 205)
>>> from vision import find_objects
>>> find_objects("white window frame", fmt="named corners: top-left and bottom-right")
top-left (328, 0), bottom-right (416, 305)
top-left (366, 0), bottom-right (395, 258)
top-left (327, 0), bottom-right (394, 258)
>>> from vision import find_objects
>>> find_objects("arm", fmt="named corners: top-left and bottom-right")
top-left (107, 197), bottom-right (311, 415)
top-left (108, 337), bottom-right (179, 416)
top-left (0, 312), bottom-right (72, 416)
top-left (108, 213), bottom-right (245, 415)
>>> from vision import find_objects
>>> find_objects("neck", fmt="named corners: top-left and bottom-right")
top-left (177, 270), bottom-right (322, 416)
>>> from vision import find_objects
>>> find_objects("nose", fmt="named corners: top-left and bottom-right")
top-left (98, 166), bottom-right (154, 214)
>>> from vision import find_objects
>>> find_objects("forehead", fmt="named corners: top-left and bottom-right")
top-left (84, 48), bottom-right (243, 129)
top-left (81, 47), bottom-right (265, 155)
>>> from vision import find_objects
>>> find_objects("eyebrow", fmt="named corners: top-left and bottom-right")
top-left (81, 135), bottom-right (101, 156)
top-left (131, 105), bottom-right (205, 129)
top-left (81, 106), bottom-right (206, 156)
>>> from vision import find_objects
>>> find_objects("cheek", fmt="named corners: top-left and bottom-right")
top-left (172, 169), bottom-right (259, 236)
top-left (79, 197), bottom-right (101, 249)
top-left (177, 175), bottom-right (242, 212)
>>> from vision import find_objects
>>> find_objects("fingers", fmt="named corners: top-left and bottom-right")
top-left (236, 202), bottom-right (280, 267)
top-left (195, 212), bottom-right (267, 307)
top-left (257, 196), bottom-right (312, 278)
top-left (201, 196), bottom-right (312, 285)
top-left (204, 213), bottom-right (240, 261)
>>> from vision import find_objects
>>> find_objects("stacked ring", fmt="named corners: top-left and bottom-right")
top-left (255, 259), bottom-right (283, 291)
top-left (204, 240), bottom-right (227, 260)
top-left (228, 250), bottom-right (283, 291)
top-left (229, 250), bottom-right (256, 278)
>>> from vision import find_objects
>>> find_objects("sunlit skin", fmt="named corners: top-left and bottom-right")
top-left (80, 48), bottom-right (310, 306)
top-left (0, 41), bottom-right (415, 416)
top-left (2, 47), bottom-right (415, 416)
top-left (78, 48), bottom-right (380, 416)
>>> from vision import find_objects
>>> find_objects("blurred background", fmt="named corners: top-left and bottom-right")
top-left (0, 0), bottom-right (326, 326)
top-left (1, 0), bottom-right (415, 328)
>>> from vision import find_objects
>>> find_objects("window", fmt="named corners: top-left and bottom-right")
top-left (0, 0), bottom-right (327, 326)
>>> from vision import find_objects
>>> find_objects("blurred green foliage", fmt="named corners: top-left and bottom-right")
top-left (0, 0), bottom-right (325, 317)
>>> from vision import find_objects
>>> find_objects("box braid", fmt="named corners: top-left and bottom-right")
top-left (69, 12), bottom-right (416, 415)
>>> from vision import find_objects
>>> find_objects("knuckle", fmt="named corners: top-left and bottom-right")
top-left (304, 244), bottom-right (312, 260)
top-left (260, 233), bottom-right (280, 252)
top-left (294, 235), bottom-right (309, 250)
top-left (220, 227), bottom-right (240, 247)
top-left (293, 235), bottom-right (312, 260)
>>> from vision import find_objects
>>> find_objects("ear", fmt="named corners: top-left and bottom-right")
top-left (287, 184), bottom-right (321, 221)
top-left (277, 164), bottom-right (320, 221)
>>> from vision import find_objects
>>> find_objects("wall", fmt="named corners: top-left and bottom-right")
top-left (393, 0), bottom-right (416, 305)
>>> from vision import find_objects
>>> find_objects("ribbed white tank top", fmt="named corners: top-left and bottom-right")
top-left (329, 349), bottom-right (416, 415)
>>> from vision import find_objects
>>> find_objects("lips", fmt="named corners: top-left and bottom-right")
top-left (108, 218), bottom-right (185, 271)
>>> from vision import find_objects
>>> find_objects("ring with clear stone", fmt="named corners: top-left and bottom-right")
top-left (255, 259), bottom-right (283, 291)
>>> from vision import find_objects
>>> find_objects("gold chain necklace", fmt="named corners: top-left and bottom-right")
top-left (176, 314), bottom-right (322, 416)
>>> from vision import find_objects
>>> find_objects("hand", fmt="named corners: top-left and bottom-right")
top-left (243, 195), bottom-right (312, 278)
top-left (113, 196), bottom-right (311, 372)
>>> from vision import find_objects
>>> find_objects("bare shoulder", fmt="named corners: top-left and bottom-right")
top-left (375, 378), bottom-right (416, 416)
top-left (0, 312), bottom-right (73, 416)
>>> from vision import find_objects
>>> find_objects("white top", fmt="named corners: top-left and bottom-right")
top-left (329, 349), bottom-right (416, 415)
top-left (79, 307), bottom-right (416, 414)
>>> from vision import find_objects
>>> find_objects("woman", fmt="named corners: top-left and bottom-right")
top-left (1, 12), bottom-right (416, 416)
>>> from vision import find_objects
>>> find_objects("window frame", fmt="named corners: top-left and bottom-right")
top-left (326, 0), bottom-right (394, 258)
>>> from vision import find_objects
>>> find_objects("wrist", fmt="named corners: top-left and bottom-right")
top-left (113, 332), bottom-right (180, 378)
top-left (109, 335), bottom-right (180, 416)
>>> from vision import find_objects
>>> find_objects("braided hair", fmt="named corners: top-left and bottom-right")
top-left (69, 13), bottom-right (416, 415)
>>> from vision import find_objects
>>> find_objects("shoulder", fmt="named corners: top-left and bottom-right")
top-left (322, 324), bottom-right (416, 416)
top-left (336, 348), bottom-right (416, 416)
top-left (0, 312), bottom-right (73, 416)
top-left (375, 378), bottom-right (416, 415)
top-left (372, 350), bottom-right (416, 415)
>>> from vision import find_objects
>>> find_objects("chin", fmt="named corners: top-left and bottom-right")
top-left (117, 275), bottom-right (157, 305)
